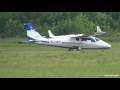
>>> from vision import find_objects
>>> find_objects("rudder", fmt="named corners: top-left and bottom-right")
top-left (24, 23), bottom-right (44, 41)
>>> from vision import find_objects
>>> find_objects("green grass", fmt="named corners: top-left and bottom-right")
top-left (0, 38), bottom-right (120, 78)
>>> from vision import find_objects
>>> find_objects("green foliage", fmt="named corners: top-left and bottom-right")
top-left (73, 13), bottom-right (95, 33)
top-left (0, 12), bottom-right (120, 37)
top-left (3, 18), bottom-right (25, 37)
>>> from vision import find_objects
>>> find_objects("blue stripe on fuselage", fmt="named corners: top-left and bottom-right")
top-left (27, 36), bottom-right (36, 41)
top-left (40, 40), bottom-right (49, 43)
top-left (40, 41), bottom-right (81, 44)
top-left (27, 36), bottom-right (82, 44)
top-left (27, 36), bottom-right (49, 43)
top-left (62, 42), bottom-right (81, 44)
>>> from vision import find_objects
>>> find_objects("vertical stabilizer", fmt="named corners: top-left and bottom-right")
top-left (96, 26), bottom-right (102, 32)
top-left (95, 26), bottom-right (106, 35)
top-left (24, 23), bottom-right (44, 41)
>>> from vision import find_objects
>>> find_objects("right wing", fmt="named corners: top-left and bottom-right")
top-left (70, 26), bottom-right (106, 38)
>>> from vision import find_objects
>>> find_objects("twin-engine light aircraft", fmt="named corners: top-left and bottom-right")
top-left (24, 23), bottom-right (111, 51)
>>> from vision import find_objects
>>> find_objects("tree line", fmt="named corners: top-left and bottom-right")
top-left (0, 12), bottom-right (120, 38)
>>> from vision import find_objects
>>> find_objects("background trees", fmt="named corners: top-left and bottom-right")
top-left (0, 12), bottom-right (120, 38)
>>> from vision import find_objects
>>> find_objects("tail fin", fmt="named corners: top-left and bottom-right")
top-left (95, 26), bottom-right (106, 35)
top-left (48, 30), bottom-right (55, 38)
top-left (96, 26), bottom-right (102, 32)
top-left (24, 23), bottom-right (44, 41)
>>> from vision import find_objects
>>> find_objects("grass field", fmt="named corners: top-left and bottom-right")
top-left (0, 38), bottom-right (120, 78)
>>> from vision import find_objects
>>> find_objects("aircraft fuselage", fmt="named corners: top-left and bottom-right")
top-left (35, 36), bottom-right (111, 49)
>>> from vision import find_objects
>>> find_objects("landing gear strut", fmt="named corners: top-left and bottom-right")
top-left (77, 47), bottom-right (81, 51)
top-left (68, 48), bottom-right (73, 51)
top-left (68, 47), bottom-right (81, 51)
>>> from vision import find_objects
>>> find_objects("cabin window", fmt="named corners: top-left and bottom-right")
top-left (82, 38), bottom-right (87, 41)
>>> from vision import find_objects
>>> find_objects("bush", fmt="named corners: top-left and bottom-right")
top-left (0, 34), bottom-right (6, 39)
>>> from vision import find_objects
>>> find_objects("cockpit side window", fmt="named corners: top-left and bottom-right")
top-left (76, 38), bottom-right (79, 41)
top-left (82, 38), bottom-right (95, 42)
top-left (82, 38), bottom-right (87, 41)
top-left (91, 38), bottom-right (95, 42)
top-left (95, 37), bottom-right (100, 41)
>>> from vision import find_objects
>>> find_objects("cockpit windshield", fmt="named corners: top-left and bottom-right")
top-left (94, 37), bottom-right (100, 41)
top-left (82, 38), bottom-right (95, 42)
top-left (91, 38), bottom-right (95, 42)
top-left (81, 37), bottom-right (100, 42)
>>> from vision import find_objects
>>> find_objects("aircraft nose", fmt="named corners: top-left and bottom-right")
top-left (106, 43), bottom-right (111, 48)
top-left (102, 41), bottom-right (111, 49)
top-left (108, 44), bottom-right (111, 48)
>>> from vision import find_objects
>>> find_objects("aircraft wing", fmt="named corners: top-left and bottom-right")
top-left (70, 34), bottom-right (87, 38)
top-left (70, 32), bottom-right (105, 38)
top-left (70, 26), bottom-right (106, 38)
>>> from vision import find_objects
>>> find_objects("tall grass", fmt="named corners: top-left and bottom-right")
top-left (0, 38), bottom-right (120, 78)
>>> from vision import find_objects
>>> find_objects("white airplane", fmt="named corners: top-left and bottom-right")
top-left (24, 23), bottom-right (111, 51)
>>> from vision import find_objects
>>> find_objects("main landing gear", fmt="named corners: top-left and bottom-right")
top-left (68, 47), bottom-right (81, 51)
top-left (68, 48), bottom-right (73, 51)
